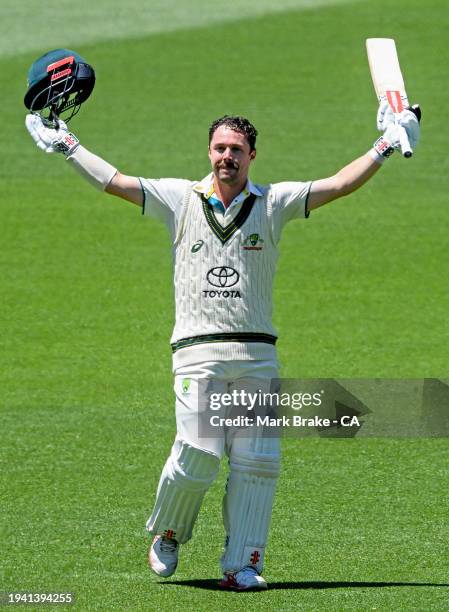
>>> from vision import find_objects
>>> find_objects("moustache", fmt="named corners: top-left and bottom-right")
top-left (218, 161), bottom-right (239, 170)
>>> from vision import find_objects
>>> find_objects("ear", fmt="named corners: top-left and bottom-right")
top-left (250, 149), bottom-right (256, 160)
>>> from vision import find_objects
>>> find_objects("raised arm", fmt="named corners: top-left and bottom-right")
top-left (308, 153), bottom-right (381, 210)
top-left (308, 102), bottom-right (421, 211)
top-left (105, 172), bottom-right (143, 206)
top-left (25, 114), bottom-right (143, 206)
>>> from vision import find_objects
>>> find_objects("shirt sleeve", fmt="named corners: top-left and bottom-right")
top-left (139, 177), bottom-right (193, 236)
top-left (269, 180), bottom-right (312, 242)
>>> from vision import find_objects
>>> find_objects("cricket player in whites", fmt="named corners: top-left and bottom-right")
top-left (25, 49), bottom-right (420, 590)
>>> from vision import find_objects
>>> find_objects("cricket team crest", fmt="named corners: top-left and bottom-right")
top-left (242, 233), bottom-right (264, 251)
top-left (182, 378), bottom-right (191, 394)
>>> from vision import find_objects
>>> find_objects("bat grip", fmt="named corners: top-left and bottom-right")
top-left (398, 125), bottom-right (412, 158)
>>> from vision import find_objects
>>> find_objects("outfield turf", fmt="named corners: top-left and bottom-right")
top-left (1, 0), bottom-right (449, 609)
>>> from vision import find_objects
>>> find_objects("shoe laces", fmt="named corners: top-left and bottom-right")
top-left (159, 536), bottom-right (178, 553)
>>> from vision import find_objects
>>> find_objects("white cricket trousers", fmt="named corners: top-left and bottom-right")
top-left (146, 359), bottom-right (280, 574)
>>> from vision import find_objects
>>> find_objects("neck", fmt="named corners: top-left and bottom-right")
top-left (213, 177), bottom-right (247, 208)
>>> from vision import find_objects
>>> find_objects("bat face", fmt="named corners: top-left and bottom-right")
top-left (366, 38), bottom-right (409, 109)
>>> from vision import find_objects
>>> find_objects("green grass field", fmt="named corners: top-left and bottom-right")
top-left (1, 0), bottom-right (449, 609)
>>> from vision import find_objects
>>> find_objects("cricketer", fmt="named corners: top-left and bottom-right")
top-left (25, 48), bottom-right (420, 591)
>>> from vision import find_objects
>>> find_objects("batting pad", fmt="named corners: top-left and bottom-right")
top-left (146, 438), bottom-right (220, 544)
top-left (221, 436), bottom-right (280, 573)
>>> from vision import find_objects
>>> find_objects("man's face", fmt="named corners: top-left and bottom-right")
top-left (208, 126), bottom-right (256, 186)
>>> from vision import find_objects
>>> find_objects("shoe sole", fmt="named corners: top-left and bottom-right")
top-left (219, 580), bottom-right (268, 591)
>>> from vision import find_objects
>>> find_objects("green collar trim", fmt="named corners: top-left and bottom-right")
top-left (201, 193), bottom-right (257, 245)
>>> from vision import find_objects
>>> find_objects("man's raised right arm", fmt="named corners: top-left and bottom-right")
top-left (105, 172), bottom-right (143, 206)
top-left (25, 114), bottom-right (143, 206)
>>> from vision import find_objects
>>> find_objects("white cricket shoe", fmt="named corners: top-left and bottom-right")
top-left (219, 566), bottom-right (268, 591)
top-left (148, 535), bottom-right (179, 577)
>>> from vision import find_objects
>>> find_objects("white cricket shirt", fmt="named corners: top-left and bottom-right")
top-left (140, 173), bottom-right (311, 368)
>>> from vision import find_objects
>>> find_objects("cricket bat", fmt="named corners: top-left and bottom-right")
top-left (366, 38), bottom-right (412, 157)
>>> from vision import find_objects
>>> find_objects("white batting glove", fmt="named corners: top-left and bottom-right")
top-left (397, 106), bottom-right (420, 150)
top-left (25, 113), bottom-right (80, 156)
top-left (376, 100), bottom-right (395, 131)
top-left (377, 101), bottom-right (421, 147)
top-left (373, 101), bottom-right (421, 159)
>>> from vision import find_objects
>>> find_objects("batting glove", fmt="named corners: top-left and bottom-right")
top-left (397, 105), bottom-right (421, 150)
top-left (374, 101), bottom-right (421, 158)
top-left (376, 100), bottom-right (395, 131)
top-left (25, 113), bottom-right (80, 156)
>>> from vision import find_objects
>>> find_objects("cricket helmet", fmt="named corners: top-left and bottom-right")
top-left (24, 48), bottom-right (95, 124)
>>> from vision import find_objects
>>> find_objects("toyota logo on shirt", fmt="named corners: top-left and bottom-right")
top-left (206, 266), bottom-right (240, 288)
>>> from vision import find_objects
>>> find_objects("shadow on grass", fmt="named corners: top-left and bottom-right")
top-left (162, 579), bottom-right (449, 591)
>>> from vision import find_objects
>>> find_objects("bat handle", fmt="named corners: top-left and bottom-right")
top-left (398, 125), bottom-right (412, 158)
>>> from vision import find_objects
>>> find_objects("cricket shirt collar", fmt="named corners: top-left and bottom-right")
top-left (194, 172), bottom-right (263, 214)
